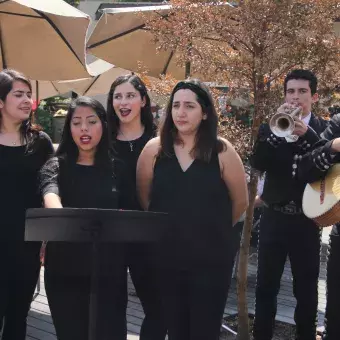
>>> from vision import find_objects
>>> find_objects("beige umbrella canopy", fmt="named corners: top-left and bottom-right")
top-left (69, 59), bottom-right (131, 96)
top-left (73, 60), bottom-right (169, 108)
top-left (30, 79), bottom-right (77, 100)
top-left (0, 0), bottom-right (91, 80)
top-left (87, 5), bottom-right (190, 80)
top-left (87, 4), bottom-right (233, 80)
top-left (28, 60), bottom-right (130, 102)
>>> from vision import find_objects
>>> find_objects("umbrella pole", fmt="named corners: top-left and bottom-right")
top-left (36, 80), bottom-right (39, 108)
top-left (33, 80), bottom-right (39, 123)
top-left (0, 25), bottom-right (7, 69)
top-left (31, 80), bottom-right (39, 123)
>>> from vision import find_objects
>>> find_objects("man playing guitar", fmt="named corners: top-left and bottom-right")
top-left (299, 113), bottom-right (340, 340)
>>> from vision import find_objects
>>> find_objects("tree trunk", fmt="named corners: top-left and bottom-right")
top-left (236, 172), bottom-right (258, 340)
top-left (236, 79), bottom-right (263, 340)
top-left (185, 61), bottom-right (191, 78)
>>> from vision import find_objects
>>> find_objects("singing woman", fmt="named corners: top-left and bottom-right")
top-left (40, 96), bottom-right (130, 340)
top-left (0, 69), bottom-right (54, 339)
top-left (107, 74), bottom-right (166, 340)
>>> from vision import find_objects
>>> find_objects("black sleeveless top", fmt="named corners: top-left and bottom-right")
top-left (113, 128), bottom-right (155, 210)
top-left (0, 131), bottom-right (54, 241)
top-left (149, 150), bottom-right (233, 268)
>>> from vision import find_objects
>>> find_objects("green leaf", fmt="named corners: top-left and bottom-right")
top-left (64, 0), bottom-right (80, 7)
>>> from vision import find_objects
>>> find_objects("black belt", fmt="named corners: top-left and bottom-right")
top-left (268, 201), bottom-right (303, 215)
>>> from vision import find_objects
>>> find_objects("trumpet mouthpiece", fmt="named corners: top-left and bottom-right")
top-left (291, 107), bottom-right (302, 117)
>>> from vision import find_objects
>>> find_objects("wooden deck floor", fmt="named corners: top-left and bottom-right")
top-left (25, 227), bottom-right (331, 340)
top-left (224, 226), bottom-right (330, 332)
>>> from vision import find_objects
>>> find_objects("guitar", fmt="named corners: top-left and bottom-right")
top-left (302, 164), bottom-right (340, 227)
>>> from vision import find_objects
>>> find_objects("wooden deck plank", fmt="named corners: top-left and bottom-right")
top-left (24, 227), bottom-right (330, 339)
top-left (224, 226), bottom-right (330, 329)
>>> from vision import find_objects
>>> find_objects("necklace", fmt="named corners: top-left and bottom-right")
top-left (119, 130), bottom-right (134, 152)
top-left (0, 132), bottom-right (19, 146)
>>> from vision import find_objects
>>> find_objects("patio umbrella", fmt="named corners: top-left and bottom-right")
top-left (0, 0), bottom-right (91, 80)
top-left (69, 59), bottom-right (131, 97)
top-left (86, 4), bottom-right (233, 80)
top-left (86, 5), bottom-right (190, 80)
top-left (70, 59), bottom-right (169, 109)
top-left (30, 79), bottom-right (77, 101)
top-left (29, 60), bottom-right (129, 104)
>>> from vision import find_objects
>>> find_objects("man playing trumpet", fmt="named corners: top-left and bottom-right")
top-left (251, 69), bottom-right (328, 340)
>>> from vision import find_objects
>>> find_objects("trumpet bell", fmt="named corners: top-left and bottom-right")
top-left (269, 113), bottom-right (295, 138)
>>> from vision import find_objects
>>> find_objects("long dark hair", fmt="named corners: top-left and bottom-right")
top-left (0, 69), bottom-right (40, 152)
top-left (107, 74), bottom-right (154, 140)
top-left (160, 79), bottom-right (225, 162)
top-left (56, 96), bottom-right (112, 169)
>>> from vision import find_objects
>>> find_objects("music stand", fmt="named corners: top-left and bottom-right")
top-left (25, 208), bottom-right (168, 340)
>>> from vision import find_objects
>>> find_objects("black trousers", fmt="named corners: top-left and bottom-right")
top-left (44, 244), bottom-right (128, 340)
top-left (161, 256), bottom-right (234, 340)
top-left (127, 244), bottom-right (167, 340)
top-left (323, 228), bottom-right (340, 340)
top-left (0, 241), bottom-right (41, 340)
top-left (253, 208), bottom-right (321, 340)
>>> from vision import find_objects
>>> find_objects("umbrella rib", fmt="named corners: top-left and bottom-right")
top-left (87, 24), bottom-right (145, 49)
top-left (32, 9), bottom-right (85, 67)
top-left (83, 75), bottom-right (100, 95)
top-left (87, 9), bottom-right (170, 50)
top-left (51, 82), bottom-right (60, 93)
top-left (0, 10), bottom-right (41, 18)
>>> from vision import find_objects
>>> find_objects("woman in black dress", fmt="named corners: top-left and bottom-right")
top-left (40, 97), bottom-right (129, 340)
top-left (137, 79), bottom-right (249, 340)
top-left (0, 69), bottom-right (54, 339)
top-left (107, 74), bottom-right (166, 340)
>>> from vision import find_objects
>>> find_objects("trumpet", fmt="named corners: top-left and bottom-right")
top-left (269, 106), bottom-right (302, 139)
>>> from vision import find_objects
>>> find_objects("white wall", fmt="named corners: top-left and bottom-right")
top-left (79, 1), bottom-right (110, 100)
top-left (79, 1), bottom-right (103, 36)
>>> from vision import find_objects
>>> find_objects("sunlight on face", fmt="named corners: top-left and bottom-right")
top-left (172, 89), bottom-right (205, 136)
top-left (112, 82), bottom-right (145, 125)
top-left (70, 106), bottom-right (103, 153)
top-left (0, 81), bottom-right (33, 124)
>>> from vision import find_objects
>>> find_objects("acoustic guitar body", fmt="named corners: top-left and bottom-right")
top-left (303, 164), bottom-right (340, 227)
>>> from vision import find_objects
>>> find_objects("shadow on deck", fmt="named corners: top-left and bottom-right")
top-left (26, 227), bottom-right (331, 340)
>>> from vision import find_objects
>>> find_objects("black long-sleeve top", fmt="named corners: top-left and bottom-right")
top-left (39, 156), bottom-right (132, 275)
top-left (251, 114), bottom-right (328, 206)
top-left (39, 156), bottom-right (132, 210)
top-left (298, 114), bottom-right (340, 183)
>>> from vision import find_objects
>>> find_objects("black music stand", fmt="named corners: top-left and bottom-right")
top-left (25, 208), bottom-right (168, 340)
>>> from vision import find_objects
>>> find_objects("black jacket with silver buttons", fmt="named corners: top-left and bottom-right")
top-left (251, 113), bottom-right (329, 206)
top-left (298, 113), bottom-right (340, 183)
